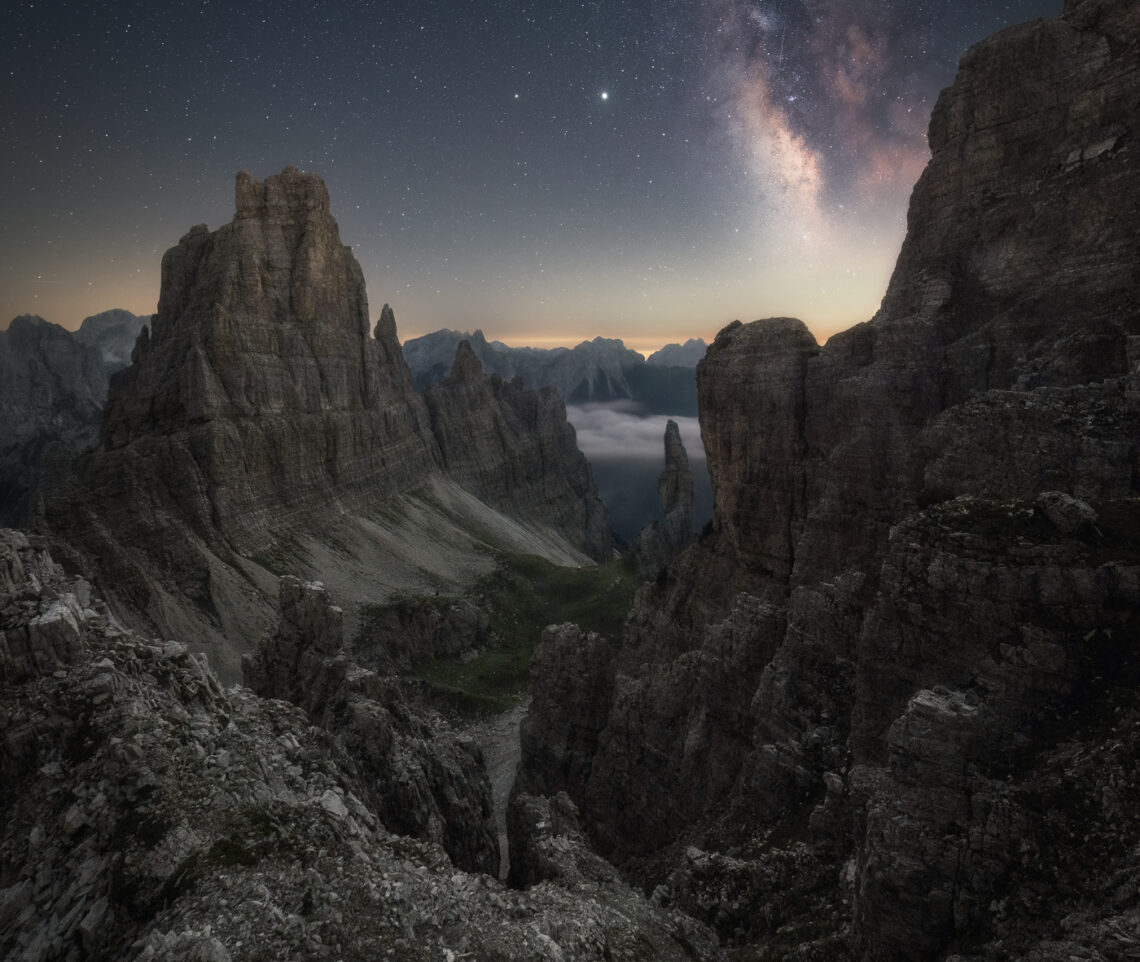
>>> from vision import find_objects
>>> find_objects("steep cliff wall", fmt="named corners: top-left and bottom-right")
top-left (424, 341), bottom-right (612, 561)
top-left (514, 2), bottom-right (1140, 958)
top-left (96, 166), bottom-right (440, 553)
top-left (48, 168), bottom-right (611, 679)
top-left (629, 419), bottom-right (695, 579)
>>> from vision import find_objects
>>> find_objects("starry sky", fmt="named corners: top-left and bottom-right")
top-left (3, 0), bottom-right (1060, 354)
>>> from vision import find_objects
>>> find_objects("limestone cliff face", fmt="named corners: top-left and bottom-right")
top-left (98, 166), bottom-right (439, 554)
top-left (629, 419), bottom-right (695, 579)
top-left (514, 3), bottom-right (1140, 958)
top-left (243, 576), bottom-right (500, 875)
top-left (424, 341), bottom-right (612, 561)
top-left (47, 168), bottom-right (611, 678)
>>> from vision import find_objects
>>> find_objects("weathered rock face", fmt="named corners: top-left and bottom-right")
top-left (0, 528), bottom-right (90, 681)
top-left (424, 341), bottom-right (613, 561)
top-left (0, 310), bottom-right (145, 526)
top-left (629, 419), bottom-right (695, 578)
top-left (45, 168), bottom-right (611, 679)
top-left (0, 530), bottom-right (724, 962)
top-left (97, 166), bottom-right (439, 552)
top-left (0, 316), bottom-right (110, 523)
top-left (353, 594), bottom-right (490, 674)
top-left (513, 2), bottom-right (1140, 958)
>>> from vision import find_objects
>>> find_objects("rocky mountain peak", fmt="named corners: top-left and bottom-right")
top-left (46, 168), bottom-right (611, 676)
top-left (234, 164), bottom-right (330, 218)
top-left (659, 419), bottom-right (692, 516)
top-left (424, 342), bottom-right (613, 561)
top-left (447, 339), bottom-right (486, 384)
top-left (629, 419), bottom-right (695, 579)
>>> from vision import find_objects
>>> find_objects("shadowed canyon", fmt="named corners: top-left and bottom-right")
top-left (2, 2), bottom-right (1140, 959)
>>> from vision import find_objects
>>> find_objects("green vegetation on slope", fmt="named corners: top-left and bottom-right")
top-left (364, 552), bottom-right (641, 716)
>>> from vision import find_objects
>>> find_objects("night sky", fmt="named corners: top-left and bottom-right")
top-left (4, 0), bottom-right (1060, 354)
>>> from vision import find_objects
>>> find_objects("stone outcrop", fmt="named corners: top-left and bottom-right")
top-left (425, 341), bottom-right (612, 561)
top-left (353, 593), bottom-right (489, 674)
top-left (45, 168), bottom-right (612, 679)
top-left (512, 2), bottom-right (1140, 958)
top-left (629, 419), bottom-right (695, 578)
top-left (0, 530), bottom-right (724, 962)
top-left (94, 166), bottom-right (440, 553)
top-left (0, 528), bottom-right (91, 681)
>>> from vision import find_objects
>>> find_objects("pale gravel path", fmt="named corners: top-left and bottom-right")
top-left (467, 699), bottom-right (529, 879)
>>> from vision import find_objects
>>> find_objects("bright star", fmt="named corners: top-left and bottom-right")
top-left (600, 91), bottom-right (609, 101)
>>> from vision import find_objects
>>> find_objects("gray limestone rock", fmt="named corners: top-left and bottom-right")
top-left (512, 2), bottom-right (1140, 958)
top-left (0, 315), bottom-right (109, 523)
top-left (628, 418), bottom-right (695, 579)
top-left (243, 576), bottom-right (500, 875)
top-left (424, 341), bottom-right (613, 561)
top-left (0, 530), bottom-right (723, 962)
top-left (44, 170), bottom-right (612, 679)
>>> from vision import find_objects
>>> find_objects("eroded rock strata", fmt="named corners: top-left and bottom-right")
top-left (0, 316), bottom-right (111, 524)
top-left (513, 2), bottom-right (1140, 959)
top-left (243, 576), bottom-right (500, 875)
top-left (46, 167), bottom-right (611, 679)
top-left (424, 341), bottom-right (612, 562)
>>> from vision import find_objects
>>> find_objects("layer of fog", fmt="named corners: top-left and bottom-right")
top-left (566, 402), bottom-right (706, 462)
top-left (566, 403), bottom-right (713, 545)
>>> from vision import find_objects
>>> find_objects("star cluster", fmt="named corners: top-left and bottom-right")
top-left (2, 0), bottom-right (1060, 351)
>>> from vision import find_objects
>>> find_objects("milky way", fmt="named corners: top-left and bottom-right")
top-left (2, 0), bottom-right (1060, 349)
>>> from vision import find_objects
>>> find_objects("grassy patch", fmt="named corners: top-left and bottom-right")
top-left (409, 552), bottom-right (640, 715)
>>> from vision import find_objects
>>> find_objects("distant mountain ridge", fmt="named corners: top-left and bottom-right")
top-left (74, 308), bottom-right (146, 374)
top-left (403, 328), bottom-right (700, 416)
top-left (0, 309), bottom-right (145, 522)
top-left (646, 338), bottom-right (706, 368)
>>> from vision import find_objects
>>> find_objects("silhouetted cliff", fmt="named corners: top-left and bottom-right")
top-left (513, 3), bottom-right (1140, 958)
